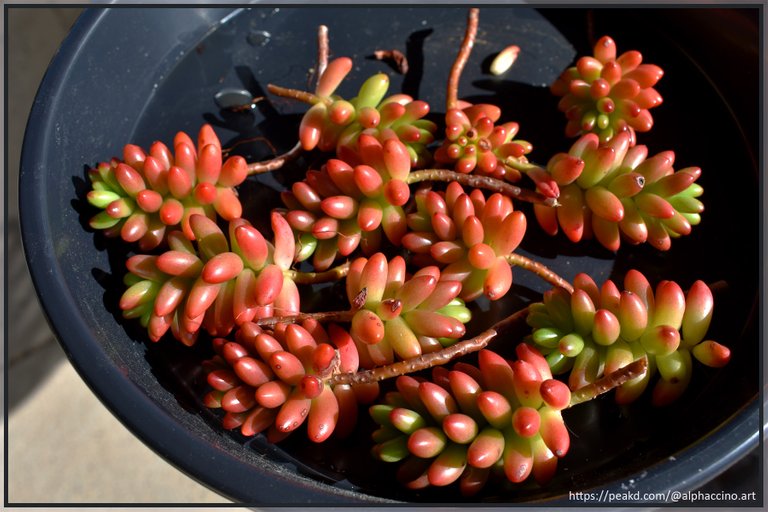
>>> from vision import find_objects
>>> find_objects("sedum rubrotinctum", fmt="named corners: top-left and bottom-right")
top-left (550, 35), bottom-right (664, 145)
top-left (86, 125), bottom-right (247, 251)
top-left (280, 135), bottom-right (414, 271)
top-left (119, 212), bottom-right (299, 346)
top-left (370, 345), bottom-right (571, 495)
top-left (286, 56), bottom-right (437, 167)
top-left (525, 270), bottom-right (729, 406)
top-left (402, 181), bottom-right (527, 302)
top-left (202, 320), bottom-right (379, 443)
top-left (531, 130), bottom-right (704, 252)
top-left (345, 253), bottom-right (472, 365)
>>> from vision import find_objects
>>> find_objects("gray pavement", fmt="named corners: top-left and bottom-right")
top-left (5, 5), bottom-right (234, 506)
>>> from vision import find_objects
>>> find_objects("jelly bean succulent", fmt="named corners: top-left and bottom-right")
top-left (119, 212), bottom-right (300, 345)
top-left (433, 105), bottom-right (528, 176)
top-left (203, 320), bottom-right (379, 442)
top-left (280, 135), bottom-right (412, 270)
top-left (370, 346), bottom-right (571, 495)
top-left (345, 253), bottom-right (471, 365)
top-left (272, 56), bottom-right (436, 168)
top-left (526, 270), bottom-right (729, 405)
top-left (86, 124), bottom-right (247, 250)
top-left (550, 35), bottom-right (663, 145)
top-left (402, 182), bottom-right (527, 301)
top-left (531, 131), bottom-right (704, 251)
top-left (76, 7), bottom-right (741, 501)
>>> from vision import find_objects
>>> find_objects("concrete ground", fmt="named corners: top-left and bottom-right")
top-left (5, 5), bottom-right (235, 507)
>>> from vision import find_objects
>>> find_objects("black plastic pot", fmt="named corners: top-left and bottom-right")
top-left (20, 6), bottom-right (761, 505)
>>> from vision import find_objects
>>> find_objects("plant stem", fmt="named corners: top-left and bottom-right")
top-left (374, 49), bottom-right (409, 74)
top-left (317, 24), bottom-right (329, 82)
top-left (329, 305), bottom-right (529, 386)
top-left (256, 309), bottom-right (355, 329)
top-left (446, 8), bottom-right (479, 111)
top-left (246, 141), bottom-right (303, 175)
top-left (266, 83), bottom-right (332, 106)
top-left (568, 357), bottom-right (648, 407)
top-left (284, 261), bottom-right (350, 284)
top-left (505, 254), bottom-right (574, 293)
top-left (406, 169), bottom-right (560, 207)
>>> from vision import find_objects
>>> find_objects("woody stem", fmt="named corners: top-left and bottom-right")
top-left (329, 306), bottom-right (529, 386)
top-left (505, 253), bottom-right (574, 293)
top-left (266, 83), bottom-right (332, 106)
top-left (256, 309), bottom-right (355, 329)
top-left (246, 141), bottom-right (303, 175)
top-left (406, 169), bottom-right (560, 207)
top-left (568, 357), bottom-right (649, 407)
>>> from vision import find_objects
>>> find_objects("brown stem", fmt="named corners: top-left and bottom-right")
top-left (406, 169), bottom-right (560, 207)
top-left (374, 49), bottom-right (409, 74)
top-left (284, 261), bottom-right (350, 285)
top-left (223, 135), bottom-right (276, 158)
top-left (505, 254), bottom-right (574, 293)
top-left (266, 83), bottom-right (332, 106)
top-left (568, 357), bottom-right (649, 407)
top-left (317, 24), bottom-right (329, 83)
top-left (446, 8), bottom-right (479, 111)
top-left (256, 309), bottom-right (355, 329)
top-left (246, 141), bottom-right (303, 175)
top-left (329, 305), bottom-right (529, 386)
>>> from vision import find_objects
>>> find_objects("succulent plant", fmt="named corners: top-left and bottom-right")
top-left (203, 320), bottom-right (379, 442)
top-left (119, 213), bottom-right (299, 345)
top-left (532, 131), bottom-right (704, 251)
top-left (345, 253), bottom-right (471, 366)
top-left (86, 124), bottom-right (248, 250)
top-left (433, 105), bottom-right (527, 175)
top-left (285, 57), bottom-right (437, 167)
top-left (369, 346), bottom-right (571, 494)
top-left (431, 103), bottom-right (561, 199)
top-left (281, 134), bottom-right (413, 270)
top-left (525, 270), bottom-right (729, 405)
top-left (551, 35), bottom-right (664, 145)
top-left (402, 182), bottom-right (527, 302)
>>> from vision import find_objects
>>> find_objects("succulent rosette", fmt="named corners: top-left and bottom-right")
top-left (119, 213), bottom-right (299, 345)
top-left (203, 320), bottom-right (379, 443)
top-left (533, 131), bottom-right (704, 251)
top-left (295, 58), bottom-right (437, 167)
top-left (345, 253), bottom-right (471, 366)
top-left (334, 74), bottom-right (437, 169)
top-left (526, 271), bottom-right (730, 406)
top-left (402, 182), bottom-right (527, 302)
top-left (86, 124), bottom-right (248, 250)
top-left (551, 35), bottom-right (664, 145)
top-left (369, 346), bottom-right (571, 495)
top-left (433, 104), bottom-right (530, 176)
top-left (281, 135), bottom-right (412, 270)
top-left (431, 104), bottom-right (559, 197)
